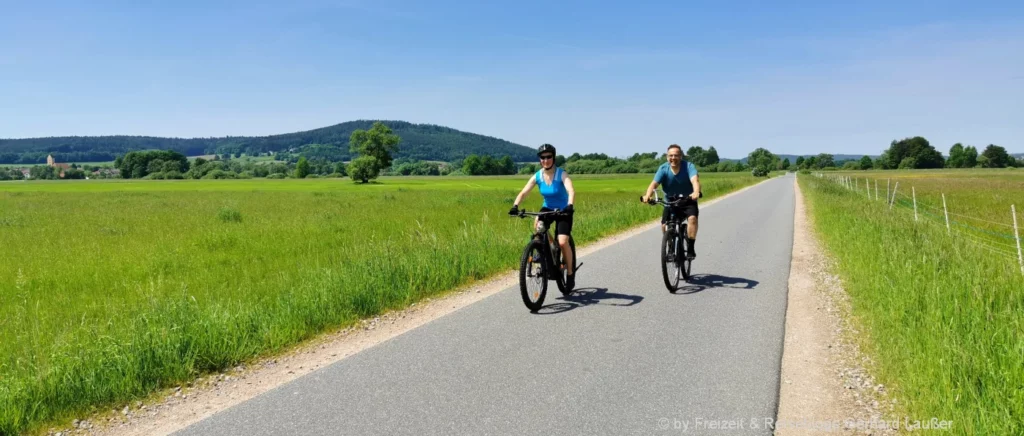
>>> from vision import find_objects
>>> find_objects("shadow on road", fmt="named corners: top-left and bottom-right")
top-left (674, 274), bottom-right (759, 295)
top-left (535, 287), bottom-right (643, 315)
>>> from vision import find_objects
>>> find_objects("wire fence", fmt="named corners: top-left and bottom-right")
top-left (812, 173), bottom-right (1024, 277)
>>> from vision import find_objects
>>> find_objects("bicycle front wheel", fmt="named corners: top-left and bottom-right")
top-left (661, 231), bottom-right (681, 292)
top-left (519, 240), bottom-right (548, 312)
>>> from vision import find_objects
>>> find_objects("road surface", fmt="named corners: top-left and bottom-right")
top-left (177, 174), bottom-right (796, 435)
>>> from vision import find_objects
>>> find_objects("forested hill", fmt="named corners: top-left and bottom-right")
top-left (0, 120), bottom-right (537, 164)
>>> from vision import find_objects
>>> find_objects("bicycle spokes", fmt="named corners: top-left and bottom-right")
top-left (526, 248), bottom-right (544, 301)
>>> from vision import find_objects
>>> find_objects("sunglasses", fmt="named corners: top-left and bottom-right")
top-left (539, 155), bottom-right (554, 160)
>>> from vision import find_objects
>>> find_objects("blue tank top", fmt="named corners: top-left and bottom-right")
top-left (535, 168), bottom-right (569, 209)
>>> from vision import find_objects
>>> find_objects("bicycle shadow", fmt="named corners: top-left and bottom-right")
top-left (534, 287), bottom-right (644, 315)
top-left (674, 274), bottom-right (760, 295)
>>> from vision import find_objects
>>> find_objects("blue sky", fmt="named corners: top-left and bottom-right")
top-left (2, 0), bottom-right (1022, 158)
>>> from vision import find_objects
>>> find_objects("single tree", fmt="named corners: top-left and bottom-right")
top-left (295, 156), bottom-right (311, 178)
top-left (349, 122), bottom-right (401, 172)
top-left (981, 144), bottom-right (1011, 168)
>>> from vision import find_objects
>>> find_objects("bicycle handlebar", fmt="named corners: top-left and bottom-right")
top-left (641, 195), bottom-right (698, 206)
top-left (509, 209), bottom-right (570, 218)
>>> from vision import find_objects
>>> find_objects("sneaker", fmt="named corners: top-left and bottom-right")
top-left (686, 249), bottom-right (696, 260)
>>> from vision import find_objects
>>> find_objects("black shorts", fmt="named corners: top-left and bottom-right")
top-left (539, 207), bottom-right (573, 237)
top-left (661, 201), bottom-right (699, 224)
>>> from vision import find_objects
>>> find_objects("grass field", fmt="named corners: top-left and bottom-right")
top-left (799, 169), bottom-right (1024, 435)
top-left (824, 168), bottom-right (1024, 256)
top-left (0, 173), bottom-right (767, 434)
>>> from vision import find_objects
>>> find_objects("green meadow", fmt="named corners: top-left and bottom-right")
top-left (0, 173), bottom-right (764, 434)
top-left (800, 170), bottom-right (1024, 435)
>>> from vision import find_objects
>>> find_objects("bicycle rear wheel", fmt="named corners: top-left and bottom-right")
top-left (519, 240), bottom-right (548, 312)
top-left (661, 231), bottom-right (681, 292)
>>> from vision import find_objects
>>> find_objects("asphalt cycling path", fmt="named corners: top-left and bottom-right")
top-left (177, 174), bottom-right (796, 435)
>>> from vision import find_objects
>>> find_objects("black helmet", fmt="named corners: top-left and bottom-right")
top-left (537, 143), bottom-right (556, 156)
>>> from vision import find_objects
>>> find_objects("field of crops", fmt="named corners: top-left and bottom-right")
top-left (0, 172), bottom-right (765, 434)
top-left (799, 169), bottom-right (1024, 435)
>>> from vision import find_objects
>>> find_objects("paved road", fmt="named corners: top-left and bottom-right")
top-left (177, 174), bottom-right (796, 435)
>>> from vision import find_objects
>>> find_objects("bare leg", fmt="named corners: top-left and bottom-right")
top-left (686, 216), bottom-right (698, 257)
top-left (558, 234), bottom-right (574, 275)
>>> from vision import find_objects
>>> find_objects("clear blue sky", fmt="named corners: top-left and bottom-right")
top-left (2, 0), bottom-right (1022, 158)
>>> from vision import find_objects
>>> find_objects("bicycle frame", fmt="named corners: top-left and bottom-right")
top-left (510, 208), bottom-right (582, 311)
top-left (516, 210), bottom-right (568, 274)
top-left (643, 192), bottom-right (697, 289)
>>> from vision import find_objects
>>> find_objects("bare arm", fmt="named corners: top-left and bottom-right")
top-left (562, 171), bottom-right (575, 205)
top-left (689, 174), bottom-right (701, 200)
top-left (513, 177), bottom-right (537, 207)
top-left (643, 180), bottom-right (660, 202)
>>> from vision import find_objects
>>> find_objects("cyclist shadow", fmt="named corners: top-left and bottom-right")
top-left (674, 274), bottom-right (759, 295)
top-left (535, 287), bottom-right (644, 315)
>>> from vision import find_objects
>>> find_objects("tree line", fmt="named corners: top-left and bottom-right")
top-left (794, 137), bottom-right (1020, 171)
top-left (5, 131), bottom-right (1020, 182)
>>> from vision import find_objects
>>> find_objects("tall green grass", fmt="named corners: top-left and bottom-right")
top-left (0, 173), bottom-right (762, 434)
top-left (800, 173), bottom-right (1024, 435)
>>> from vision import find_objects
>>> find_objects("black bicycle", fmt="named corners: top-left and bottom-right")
top-left (510, 209), bottom-right (582, 312)
top-left (643, 193), bottom-right (699, 292)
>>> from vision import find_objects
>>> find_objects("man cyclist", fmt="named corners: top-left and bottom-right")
top-left (642, 144), bottom-right (701, 259)
top-left (509, 144), bottom-right (577, 290)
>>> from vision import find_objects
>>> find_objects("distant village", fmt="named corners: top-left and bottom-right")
top-left (7, 155), bottom-right (120, 180)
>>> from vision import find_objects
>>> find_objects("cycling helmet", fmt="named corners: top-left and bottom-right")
top-left (537, 143), bottom-right (556, 157)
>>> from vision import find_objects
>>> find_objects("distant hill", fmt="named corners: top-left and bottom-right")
top-left (0, 120), bottom-right (537, 164)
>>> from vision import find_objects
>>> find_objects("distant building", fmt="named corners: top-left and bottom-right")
top-left (90, 168), bottom-right (120, 178)
top-left (47, 154), bottom-right (71, 178)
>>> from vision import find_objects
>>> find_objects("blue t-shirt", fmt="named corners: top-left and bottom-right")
top-left (535, 168), bottom-right (569, 209)
top-left (654, 161), bottom-right (698, 197)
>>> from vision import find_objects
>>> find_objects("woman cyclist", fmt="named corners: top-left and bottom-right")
top-left (508, 144), bottom-right (577, 289)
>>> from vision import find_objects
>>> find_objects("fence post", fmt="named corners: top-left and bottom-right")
top-left (890, 182), bottom-right (899, 210)
top-left (912, 187), bottom-right (918, 221)
top-left (867, 179), bottom-right (871, 198)
top-left (1013, 205), bottom-right (1023, 277)
top-left (887, 179), bottom-right (891, 202)
top-left (942, 193), bottom-right (950, 234)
